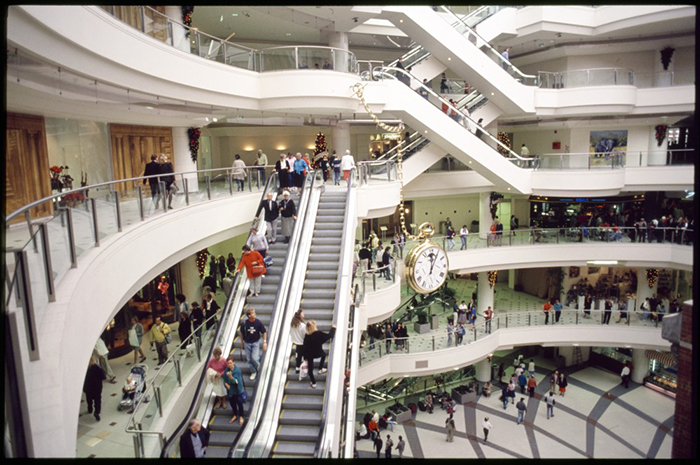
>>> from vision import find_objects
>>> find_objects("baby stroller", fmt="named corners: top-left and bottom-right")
top-left (118, 364), bottom-right (149, 412)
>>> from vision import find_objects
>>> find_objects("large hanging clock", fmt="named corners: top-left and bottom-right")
top-left (405, 222), bottom-right (449, 294)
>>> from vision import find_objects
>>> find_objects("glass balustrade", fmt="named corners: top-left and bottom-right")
top-left (359, 308), bottom-right (665, 366)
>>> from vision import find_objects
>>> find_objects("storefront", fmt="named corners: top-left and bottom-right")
top-left (368, 132), bottom-right (402, 158)
top-left (528, 194), bottom-right (645, 228)
top-left (643, 350), bottom-right (677, 398)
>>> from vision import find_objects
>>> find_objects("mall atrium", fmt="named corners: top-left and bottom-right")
top-left (3, 4), bottom-right (697, 459)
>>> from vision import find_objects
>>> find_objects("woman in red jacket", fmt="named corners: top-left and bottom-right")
top-left (236, 245), bottom-right (266, 296)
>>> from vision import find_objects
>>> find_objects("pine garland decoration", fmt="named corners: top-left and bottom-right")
top-left (488, 270), bottom-right (498, 288)
top-left (188, 127), bottom-right (201, 163)
top-left (196, 248), bottom-right (209, 278)
top-left (646, 269), bottom-right (659, 288)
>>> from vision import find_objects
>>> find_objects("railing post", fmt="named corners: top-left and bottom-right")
top-left (39, 223), bottom-right (56, 303)
top-left (432, 335), bottom-right (435, 351)
top-left (509, 231), bottom-right (512, 246)
top-left (160, 181), bottom-right (168, 212)
top-left (167, 20), bottom-right (174, 46)
top-left (133, 434), bottom-right (142, 459)
top-left (227, 169), bottom-right (233, 195)
top-left (195, 335), bottom-right (202, 361)
top-left (137, 185), bottom-right (145, 221)
top-left (90, 198), bottom-right (100, 247)
top-left (248, 171), bottom-right (253, 191)
top-left (114, 191), bottom-right (122, 232)
top-left (25, 211), bottom-right (37, 252)
top-left (184, 178), bottom-right (190, 205)
top-left (528, 314), bottom-right (531, 326)
top-left (256, 169), bottom-right (261, 190)
top-left (332, 48), bottom-right (336, 71)
top-left (175, 359), bottom-right (182, 386)
top-left (139, 6), bottom-right (146, 33)
top-left (576, 312), bottom-right (579, 325)
top-left (294, 46), bottom-right (298, 69)
top-left (155, 386), bottom-right (163, 417)
top-left (15, 251), bottom-right (40, 360)
top-left (379, 344), bottom-right (382, 358)
top-left (195, 31), bottom-right (201, 56)
top-left (372, 273), bottom-right (376, 291)
top-left (205, 175), bottom-right (211, 200)
top-left (65, 208), bottom-right (78, 268)
top-left (556, 230), bottom-right (559, 244)
top-left (497, 316), bottom-right (500, 330)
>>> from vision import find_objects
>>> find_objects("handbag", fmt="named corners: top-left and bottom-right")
top-left (165, 332), bottom-right (172, 344)
top-left (239, 376), bottom-right (248, 403)
top-left (299, 360), bottom-right (309, 381)
top-left (128, 328), bottom-right (140, 348)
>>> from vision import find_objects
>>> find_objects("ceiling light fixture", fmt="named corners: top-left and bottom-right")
top-left (587, 260), bottom-right (620, 266)
top-left (232, 13), bottom-right (238, 17)
top-left (286, 33), bottom-right (292, 36)
top-left (220, 15), bottom-right (223, 22)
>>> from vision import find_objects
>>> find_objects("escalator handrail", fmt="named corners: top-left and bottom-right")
top-left (158, 173), bottom-right (278, 458)
top-left (376, 66), bottom-right (538, 167)
top-left (235, 169), bottom-right (323, 458)
top-left (313, 168), bottom-right (358, 458)
top-left (437, 6), bottom-right (537, 84)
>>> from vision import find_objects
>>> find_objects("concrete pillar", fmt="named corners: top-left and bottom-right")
top-left (333, 123), bottom-right (351, 158)
top-left (508, 269), bottom-right (515, 290)
top-left (180, 253), bottom-right (203, 306)
top-left (631, 348), bottom-right (649, 384)
top-left (558, 346), bottom-right (574, 367)
top-left (478, 271), bottom-right (495, 312)
top-left (164, 6), bottom-right (191, 53)
top-left (172, 127), bottom-right (199, 192)
top-left (636, 268), bottom-right (658, 308)
top-left (328, 31), bottom-right (349, 50)
top-left (475, 358), bottom-right (492, 383)
top-left (328, 32), bottom-right (350, 73)
top-left (479, 192), bottom-right (492, 239)
top-left (647, 125), bottom-right (668, 166)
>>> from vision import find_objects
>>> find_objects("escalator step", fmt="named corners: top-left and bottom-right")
top-left (278, 409), bottom-right (323, 426)
top-left (285, 380), bottom-right (326, 394)
top-left (272, 441), bottom-right (316, 456)
top-left (276, 425), bottom-right (320, 442)
top-left (205, 446), bottom-right (231, 458)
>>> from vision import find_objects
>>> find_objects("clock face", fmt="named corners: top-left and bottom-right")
top-left (409, 244), bottom-right (448, 293)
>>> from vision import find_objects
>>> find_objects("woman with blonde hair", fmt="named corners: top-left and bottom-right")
top-left (303, 320), bottom-right (336, 388)
top-left (290, 309), bottom-right (307, 373)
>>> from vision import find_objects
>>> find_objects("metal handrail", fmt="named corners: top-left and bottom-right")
top-left (235, 169), bottom-right (322, 458)
top-left (437, 6), bottom-right (538, 85)
top-left (537, 68), bottom-right (635, 88)
top-left (314, 168), bottom-right (357, 458)
top-left (376, 67), bottom-right (537, 167)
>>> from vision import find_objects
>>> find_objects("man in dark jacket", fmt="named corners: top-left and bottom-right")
top-left (143, 154), bottom-right (161, 207)
top-left (180, 419), bottom-right (210, 458)
top-left (255, 192), bottom-right (280, 244)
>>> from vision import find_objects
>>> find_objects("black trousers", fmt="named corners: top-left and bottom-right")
top-left (228, 393), bottom-right (244, 416)
top-left (295, 344), bottom-right (304, 368)
top-left (306, 354), bottom-right (326, 384)
top-left (85, 391), bottom-right (102, 416)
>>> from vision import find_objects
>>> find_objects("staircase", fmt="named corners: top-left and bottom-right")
top-left (205, 193), bottom-right (300, 459)
top-left (270, 188), bottom-right (347, 458)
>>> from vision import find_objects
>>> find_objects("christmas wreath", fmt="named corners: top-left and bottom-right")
top-left (654, 125), bottom-right (667, 147)
top-left (188, 127), bottom-right (201, 163)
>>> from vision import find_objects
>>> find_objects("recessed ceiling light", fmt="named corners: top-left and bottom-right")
top-left (232, 13), bottom-right (238, 17)
top-left (448, 57), bottom-right (451, 61)
top-left (220, 15), bottom-right (224, 22)
top-left (205, 117), bottom-right (209, 122)
top-left (213, 118), bottom-right (218, 122)
top-left (507, 187), bottom-right (511, 190)
top-left (145, 106), bottom-right (154, 110)
top-left (399, 19), bottom-right (403, 23)
top-left (286, 33), bottom-right (292, 36)
top-left (424, 130), bottom-right (428, 133)
top-left (491, 92), bottom-right (494, 96)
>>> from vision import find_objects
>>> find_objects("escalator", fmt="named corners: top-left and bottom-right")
top-left (159, 172), bottom-right (314, 458)
top-left (271, 188), bottom-right (348, 458)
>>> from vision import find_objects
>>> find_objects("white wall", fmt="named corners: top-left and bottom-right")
top-left (411, 195), bottom-right (481, 233)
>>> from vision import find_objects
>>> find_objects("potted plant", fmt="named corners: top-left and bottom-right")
top-left (387, 402), bottom-right (412, 423)
top-left (413, 308), bottom-right (431, 334)
top-left (451, 383), bottom-right (477, 404)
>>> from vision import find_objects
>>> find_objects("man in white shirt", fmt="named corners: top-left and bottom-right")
top-left (544, 391), bottom-right (556, 419)
top-left (620, 362), bottom-right (631, 388)
top-left (482, 417), bottom-right (493, 442)
top-left (460, 225), bottom-right (469, 250)
top-left (520, 143), bottom-right (530, 158)
top-left (340, 149), bottom-right (355, 181)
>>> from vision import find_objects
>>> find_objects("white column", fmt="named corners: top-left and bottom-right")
top-left (475, 359), bottom-right (492, 383)
top-left (508, 269), bottom-right (515, 290)
top-left (328, 32), bottom-right (349, 73)
top-left (478, 271), bottom-right (495, 312)
top-left (636, 268), bottom-right (658, 308)
top-left (164, 6), bottom-right (191, 53)
top-left (333, 123), bottom-right (351, 158)
top-left (479, 192), bottom-right (491, 239)
top-left (558, 346), bottom-right (574, 367)
top-left (631, 348), bottom-right (649, 384)
top-left (180, 253), bottom-right (203, 306)
top-left (172, 127), bottom-right (199, 192)
top-left (647, 125), bottom-right (668, 166)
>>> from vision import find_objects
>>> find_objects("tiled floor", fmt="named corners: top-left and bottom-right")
top-left (355, 362), bottom-right (674, 459)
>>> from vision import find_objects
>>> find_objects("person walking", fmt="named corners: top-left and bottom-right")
top-left (290, 309), bottom-right (307, 373)
top-left (331, 152), bottom-right (342, 185)
top-left (232, 154), bottom-right (247, 191)
top-left (518, 371), bottom-right (527, 394)
top-left (190, 302), bottom-right (205, 340)
top-left (255, 192), bottom-right (280, 244)
top-left (396, 435), bottom-right (405, 458)
top-left (603, 299), bottom-right (613, 325)
top-left (520, 143), bottom-right (530, 158)
top-left (128, 316), bottom-right (147, 364)
top-left (447, 319), bottom-right (454, 347)
top-left (527, 375), bottom-right (537, 398)
top-left (550, 370), bottom-right (559, 391)
top-left (544, 391), bottom-right (556, 419)
top-left (83, 354), bottom-right (106, 421)
top-left (255, 149), bottom-right (268, 186)
top-left (501, 47), bottom-right (510, 71)
top-left (482, 417), bottom-right (493, 442)
top-left (528, 359), bottom-right (536, 377)
top-left (158, 276), bottom-right (170, 312)
top-left (516, 397), bottom-right (527, 425)
top-left (374, 433), bottom-right (383, 459)
top-left (483, 306), bottom-right (493, 334)
top-left (304, 320), bottom-right (336, 388)
top-left (543, 300), bottom-right (552, 325)
top-left (278, 191), bottom-right (297, 244)
top-left (459, 225), bottom-right (469, 250)
top-left (158, 154), bottom-right (176, 209)
top-left (340, 149), bottom-right (356, 181)
top-left (143, 154), bottom-right (162, 208)
top-left (223, 356), bottom-right (246, 425)
top-left (292, 153), bottom-right (308, 192)
top-left (617, 300), bottom-right (628, 323)
top-left (149, 315), bottom-right (171, 366)
top-left (446, 225), bottom-right (456, 251)
top-left (275, 153), bottom-right (291, 193)
top-left (445, 413), bottom-right (456, 442)
top-left (236, 245), bottom-right (266, 297)
top-left (240, 308), bottom-right (267, 381)
top-left (385, 434), bottom-right (394, 459)
top-left (178, 311), bottom-right (192, 344)
top-left (620, 362), bottom-right (631, 388)
top-left (382, 246), bottom-right (392, 281)
top-left (558, 373), bottom-right (568, 397)
top-left (553, 299), bottom-right (563, 324)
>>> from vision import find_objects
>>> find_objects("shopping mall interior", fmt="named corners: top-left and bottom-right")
top-left (3, 4), bottom-right (697, 459)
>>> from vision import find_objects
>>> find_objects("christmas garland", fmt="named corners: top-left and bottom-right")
top-left (182, 6), bottom-right (194, 38)
top-left (188, 127), bottom-right (201, 163)
top-left (489, 192), bottom-right (504, 220)
top-left (654, 124), bottom-right (667, 147)
top-left (646, 269), bottom-right (659, 288)
top-left (196, 248), bottom-right (209, 278)
top-left (487, 270), bottom-right (498, 288)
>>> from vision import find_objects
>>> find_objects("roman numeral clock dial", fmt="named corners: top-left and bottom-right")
top-left (405, 223), bottom-right (449, 294)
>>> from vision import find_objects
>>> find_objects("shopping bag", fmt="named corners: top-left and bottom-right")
top-left (299, 360), bottom-right (309, 381)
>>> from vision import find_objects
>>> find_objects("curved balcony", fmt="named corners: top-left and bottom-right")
top-left (356, 309), bottom-right (670, 386)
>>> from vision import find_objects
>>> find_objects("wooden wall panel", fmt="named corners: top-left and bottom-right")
top-left (109, 125), bottom-right (174, 187)
top-left (5, 113), bottom-right (52, 222)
